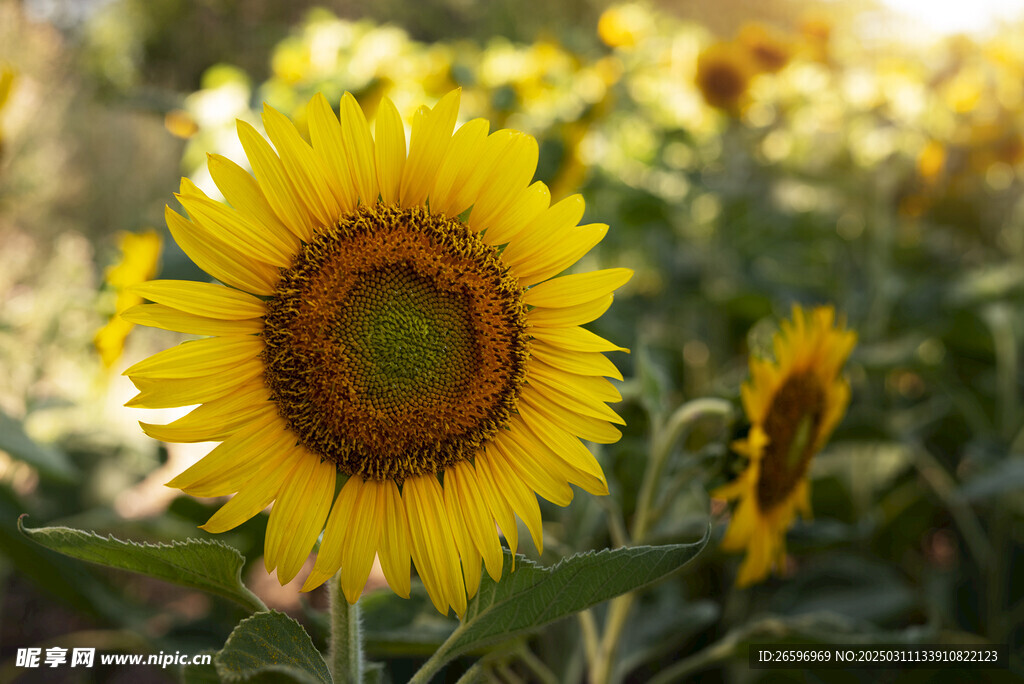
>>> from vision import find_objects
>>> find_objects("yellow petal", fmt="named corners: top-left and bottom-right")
top-left (516, 400), bottom-right (608, 493)
top-left (482, 182), bottom-right (551, 247)
top-left (140, 382), bottom-right (273, 443)
top-left (528, 294), bottom-right (613, 328)
top-left (262, 104), bottom-right (341, 228)
top-left (530, 325), bottom-right (627, 353)
top-left (443, 474), bottom-right (482, 599)
top-left (306, 93), bottom-right (358, 212)
top-left (377, 479), bottom-right (412, 598)
top-left (468, 130), bottom-right (538, 232)
top-left (446, 461), bottom-right (504, 582)
top-left (338, 479), bottom-right (386, 603)
top-left (237, 119), bottom-right (314, 241)
top-left (479, 444), bottom-right (544, 554)
top-left (515, 223), bottom-right (610, 287)
top-left (177, 184), bottom-right (295, 268)
top-left (164, 205), bottom-right (278, 296)
top-left (529, 342), bottom-right (624, 380)
top-left (518, 384), bottom-right (622, 444)
top-left (374, 97), bottom-right (406, 206)
top-left (304, 473), bottom-right (356, 592)
top-left (501, 195), bottom-right (585, 267)
top-left (124, 335), bottom-right (263, 379)
top-left (207, 153), bottom-right (299, 248)
top-left (200, 448), bottom-right (294, 533)
top-left (339, 92), bottom-right (379, 205)
top-left (121, 303), bottom-right (263, 336)
top-left (400, 89), bottom-right (460, 208)
top-left (472, 453), bottom-right (519, 557)
top-left (528, 359), bottom-right (622, 402)
top-left (403, 475), bottom-right (466, 616)
top-left (430, 118), bottom-right (490, 216)
top-left (126, 359), bottom-right (263, 409)
top-left (492, 427), bottom-right (574, 507)
top-left (167, 413), bottom-right (292, 496)
top-left (522, 377), bottom-right (624, 425)
top-left (130, 280), bottom-right (266, 320)
top-left (265, 451), bottom-right (336, 584)
top-left (524, 268), bottom-right (633, 308)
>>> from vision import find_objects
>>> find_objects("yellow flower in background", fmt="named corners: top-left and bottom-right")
top-left (695, 42), bottom-right (757, 112)
top-left (916, 140), bottom-right (947, 183)
top-left (715, 305), bottom-right (855, 586)
top-left (94, 230), bottom-right (163, 368)
top-left (123, 90), bottom-right (631, 616)
top-left (737, 22), bottom-right (793, 74)
top-left (598, 4), bottom-right (653, 49)
top-left (0, 64), bottom-right (16, 157)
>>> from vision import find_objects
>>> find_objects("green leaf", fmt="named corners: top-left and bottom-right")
top-left (215, 611), bottom-right (332, 684)
top-left (18, 517), bottom-right (266, 613)
top-left (0, 409), bottom-right (78, 483)
top-left (428, 529), bottom-right (710, 670)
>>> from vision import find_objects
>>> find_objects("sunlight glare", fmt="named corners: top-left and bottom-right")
top-left (877, 0), bottom-right (1024, 36)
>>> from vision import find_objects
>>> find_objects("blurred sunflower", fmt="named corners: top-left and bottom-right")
top-left (695, 42), bottom-right (757, 112)
top-left (95, 230), bottom-right (163, 368)
top-left (0, 64), bottom-right (15, 159)
top-left (597, 4), bottom-right (653, 49)
top-left (737, 22), bottom-right (793, 74)
top-left (123, 90), bottom-right (631, 616)
top-left (715, 305), bottom-right (855, 586)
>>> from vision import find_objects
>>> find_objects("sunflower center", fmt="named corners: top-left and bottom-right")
top-left (261, 204), bottom-right (529, 481)
top-left (701, 63), bottom-right (747, 104)
top-left (755, 371), bottom-right (825, 511)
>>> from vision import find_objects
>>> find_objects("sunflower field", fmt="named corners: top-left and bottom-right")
top-left (1, 0), bottom-right (1023, 682)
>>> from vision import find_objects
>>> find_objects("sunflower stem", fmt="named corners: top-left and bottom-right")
top-left (328, 574), bottom-right (363, 684)
top-left (589, 398), bottom-right (733, 684)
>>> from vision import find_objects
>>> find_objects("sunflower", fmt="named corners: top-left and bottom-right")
top-left (95, 229), bottom-right (163, 368)
top-left (715, 305), bottom-right (855, 587)
top-left (736, 22), bottom-right (793, 74)
top-left (122, 90), bottom-right (631, 616)
top-left (695, 42), bottom-right (757, 112)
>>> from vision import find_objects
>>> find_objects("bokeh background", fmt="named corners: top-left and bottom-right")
top-left (1, 0), bottom-right (1023, 681)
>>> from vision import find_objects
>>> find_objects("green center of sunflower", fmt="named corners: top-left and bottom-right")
top-left (261, 204), bottom-right (529, 481)
top-left (755, 371), bottom-right (825, 511)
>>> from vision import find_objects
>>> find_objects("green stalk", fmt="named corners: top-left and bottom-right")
top-left (328, 574), bottom-right (363, 684)
top-left (589, 398), bottom-right (733, 684)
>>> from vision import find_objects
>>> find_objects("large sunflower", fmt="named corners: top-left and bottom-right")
top-left (122, 90), bottom-right (631, 616)
top-left (715, 305), bottom-right (855, 586)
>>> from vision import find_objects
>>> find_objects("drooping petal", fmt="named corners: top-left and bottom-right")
top-left (402, 474), bottom-right (466, 616)
top-left (264, 450), bottom-right (336, 583)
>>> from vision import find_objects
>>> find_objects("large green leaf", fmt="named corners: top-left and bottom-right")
top-left (429, 529), bottom-right (709, 669)
top-left (215, 611), bottom-right (331, 684)
top-left (0, 410), bottom-right (77, 483)
top-left (18, 518), bottom-right (265, 613)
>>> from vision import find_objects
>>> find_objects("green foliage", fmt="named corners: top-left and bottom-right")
top-left (427, 534), bottom-right (709, 670)
top-left (215, 611), bottom-right (332, 684)
top-left (18, 518), bottom-right (266, 613)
